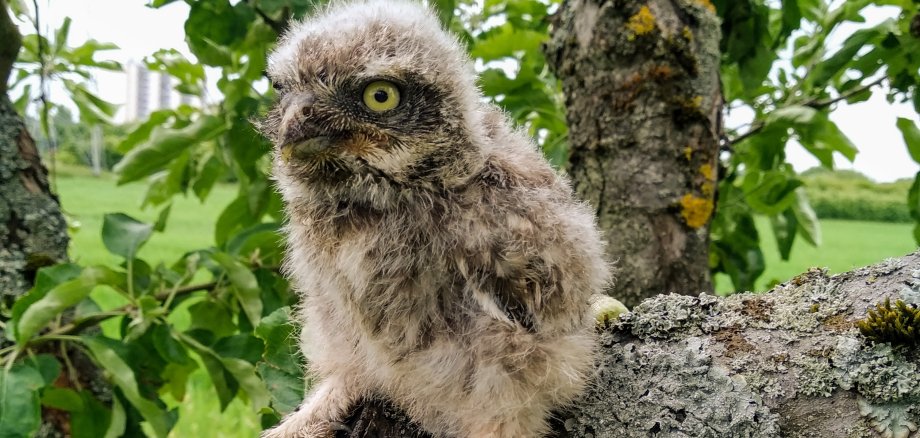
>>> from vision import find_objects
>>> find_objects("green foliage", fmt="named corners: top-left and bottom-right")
top-left (713, 0), bottom-right (920, 291)
top-left (4, 0), bottom-right (920, 434)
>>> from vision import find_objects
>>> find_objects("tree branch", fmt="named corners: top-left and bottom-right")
top-left (333, 251), bottom-right (920, 437)
top-left (728, 76), bottom-right (887, 146)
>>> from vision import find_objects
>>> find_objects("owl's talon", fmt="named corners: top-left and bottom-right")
top-left (590, 294), bottom-right (628, 326)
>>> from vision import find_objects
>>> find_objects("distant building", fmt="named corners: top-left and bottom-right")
top-left (125, 61), bottom-right (149, 122)
top-left (124, 60), bottom-right (201, 122)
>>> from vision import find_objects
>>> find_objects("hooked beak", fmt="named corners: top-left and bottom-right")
top-left (278, 92), bottom-right (332, 162)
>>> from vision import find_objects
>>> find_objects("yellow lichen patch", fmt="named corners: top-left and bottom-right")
top-left (683, 146), bottom-right (693, 161)
top-left (682, 26), bottom-right (693, 41)
top-left (701, 182), bottom-right (714, 197)
top-left (626, 6), bottom-right (656, 39)
top-left (699, 163), bottom-right (715, 181)
top-left (679, 194), bottom-right (714, 229)
top-left (694, 0), bottom-right (716, 13)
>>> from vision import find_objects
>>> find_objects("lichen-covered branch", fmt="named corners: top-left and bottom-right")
top-left (543, 0), bottom-right (723, 307)
top-left (337, 251), bottom-right (920, 437)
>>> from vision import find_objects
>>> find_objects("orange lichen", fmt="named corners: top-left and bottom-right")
top-left (648, 64), bottom-right (673, 81)
top-left (694, 0), bottom-right (716, 13)
top-left (626, 6), bottom-right (656, 38)
top-left (679, 194), bottom-right (713, 228)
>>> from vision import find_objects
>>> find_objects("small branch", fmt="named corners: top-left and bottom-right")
top-left (24, 280), bottom-right (222, 347)
top-left (253, 5), bottom-right (288, 35)
top-left (728, 76), bottom-right (887, 146)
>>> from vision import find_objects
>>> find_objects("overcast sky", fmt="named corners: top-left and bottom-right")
top-left (15, 0), bottom-right (920, 182)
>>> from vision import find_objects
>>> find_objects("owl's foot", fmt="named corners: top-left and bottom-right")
top-left (590, 294), bottom-right (628, 327)
top-left (261, 377), bottom-right (360, 438)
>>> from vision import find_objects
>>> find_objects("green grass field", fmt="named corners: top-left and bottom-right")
top-left (50, 170), bottom-right (918, 436)
top-left (55, 168), bottom-right (237, 266)
top-left (56, 170), bottom-right (917, 295)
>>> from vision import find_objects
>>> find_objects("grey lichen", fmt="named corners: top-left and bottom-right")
top-left (559, 331), bottom-right (780, 437)
top-left (552, 253), bottom-right (920, 437)
top-left (0, 95), bottom-right (69, 302)
top-left (858, 397), bottom-right (918, 438)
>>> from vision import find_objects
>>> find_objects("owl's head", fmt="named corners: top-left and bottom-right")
top-left (262, 0), bottom-right (486, 188)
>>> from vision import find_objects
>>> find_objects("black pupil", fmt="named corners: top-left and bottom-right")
top-left (373, 89), bottom-right (389, 103)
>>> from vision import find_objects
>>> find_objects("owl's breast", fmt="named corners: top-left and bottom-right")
top-left (290, 203), bottom-right (467, 353)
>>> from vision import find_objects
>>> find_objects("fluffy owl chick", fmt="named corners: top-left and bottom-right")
top-left (260, 1), bottom-right (610, 436)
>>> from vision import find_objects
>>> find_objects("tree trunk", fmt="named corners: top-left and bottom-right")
top-left (1, 3), bottom-right (108, 436)
top-left (337, 251), bottom-right (920, 437)
top-left (544, 0), bottom-right (723, 307)
top-left (0, 0), bottom-right (68, 308)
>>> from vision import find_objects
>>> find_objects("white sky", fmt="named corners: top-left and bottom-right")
top-left (15, 0), bottom-right (920, 182)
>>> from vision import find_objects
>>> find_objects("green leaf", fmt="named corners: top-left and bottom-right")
top-left (14, 266), bottom-right (121, 343)
top-left (896, 117), bottom-right (920, 164)
top-left (53, 17), bottom-right (72, 55)
top-left (742, 171), bottom-right (804, 215)
top-left (117, 109), bottom-right (175, 153)
top-left (72, 391), bottom-right (113, 438)
top-left (470, 24), bottom-right (545, 62)
top-left (255, 307), bottom-right (303, 375)
top-left (154, 204), bottom-right (172, 232)
top-left (102, 213), bottom-right (154, 259)
top-left (114, 115), bottom-right (227, 184)
top-left (775, 0), bottom-right (802, 48)
top-left (152, 324), bottom-right (192, 365)
top-left (103, 394), bottom-right (126, 438)
top-left (42, 387), bottom-right (85, 412)
top-left (82, 336), bottom-right (170, 438)
top-left (770, 211), bottom-right (797, 260)
top-left (211, 252), bottom-right (263, 326)
top-left (178, 332), bottom-right (270, 411)
top-left (792, 189), bottom-right (821, 246)
top-left (909, 172), bottom-right (920, 221)
top-left (65, 40), bottom-right (121, 70)
top-left (184, 0), bottom-right (253, 66)
top-left (9, 264), bottom-right (82, 341)
top-left (192, 155), bottom-right (224, 201)
top-left (808, 24), bottom-right (885, 87)
top-left (257, 363), bottom-right (304, 415)
top-left (63, 79), bottom-right (119, 124)
top-left (214, 334), bottom-right (264, 365)
top-left (28, 354), bottom-right (61, 385)
top-left (0, 363), bottom-right (45, 437)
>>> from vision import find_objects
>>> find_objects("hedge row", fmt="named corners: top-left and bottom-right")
top-left (808, 193), bottom-right (911, 223)
top-left (801, 169), bottom-right (912, 223)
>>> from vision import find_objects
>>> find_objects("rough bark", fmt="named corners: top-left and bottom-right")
top-left (0, 3), bottom-right (108, 435)
top-left (0, 4), bottom-right (68, 310)
top-left (544, 0), bottom-right (723, 307)
top-left (337, 251), bottom-right (920, 437)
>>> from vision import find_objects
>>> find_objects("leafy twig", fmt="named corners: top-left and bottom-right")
top-left (728, 76), bottom-right (887, 146)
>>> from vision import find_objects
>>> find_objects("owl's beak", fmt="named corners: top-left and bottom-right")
top-left (280, 137), bottom-right (333, 163)
top-left (278, 92), bottom-right (331, 161)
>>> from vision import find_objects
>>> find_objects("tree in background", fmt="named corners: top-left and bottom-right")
top-left (0, 0), bottom-right (919, 436)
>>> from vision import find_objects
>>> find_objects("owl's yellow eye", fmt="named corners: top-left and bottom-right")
top-left (362, 81), bottom-right (400, 112)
